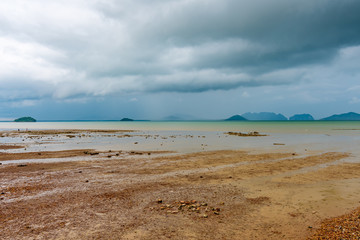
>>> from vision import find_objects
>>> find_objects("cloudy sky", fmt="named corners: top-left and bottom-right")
top-left (1, 0), bottom-right (360, 120)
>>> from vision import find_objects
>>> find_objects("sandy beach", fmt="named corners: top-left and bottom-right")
top-left (1, 129), bottom-right (360, 239)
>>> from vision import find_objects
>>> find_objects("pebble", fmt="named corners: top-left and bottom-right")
top-left (155, 199), bottom-right (225, 217)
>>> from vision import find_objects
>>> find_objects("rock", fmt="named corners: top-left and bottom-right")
top-left (157, 199), bottom-right (163, 204)
top-left (214, 211), bottom-right (220, 215)
top-left (202, 214), bottom-right (208, 218)
top-left (17, 164), bottom-right (27, 167)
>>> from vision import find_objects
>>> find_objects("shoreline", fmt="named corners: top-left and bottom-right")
top-left (1, 129), bottom-right (360, 239)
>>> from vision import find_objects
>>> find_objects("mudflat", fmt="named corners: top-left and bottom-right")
top-left (1, 130), bottom-right (360, 239)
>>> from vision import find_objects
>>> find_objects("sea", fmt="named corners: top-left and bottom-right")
top-left (1, 121), bottom-right (360, 164)
top-left (0, 120), bottom-right (360, 134)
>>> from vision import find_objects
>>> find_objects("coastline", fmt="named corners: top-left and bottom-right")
top-left (1, 127), bottom-right (360, 239)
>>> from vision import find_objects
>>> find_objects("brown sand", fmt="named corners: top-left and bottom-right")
top-left (1, 131), bottom-right (360, 239)
top-left (0, 145), bottom-right (24, 150)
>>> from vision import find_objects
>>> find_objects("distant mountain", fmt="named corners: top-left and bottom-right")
top-left (242, 112), bottom-right (288, 121)
top-left (14, 117), bottom-right (36, 122)
top-left (289, 114), bottom-right (314, 121)
top-left (120, 118), bottom-right (134, 121)
top-left (225, 115), bottom-right (248, 121)
top-left (163, 114), bottom-right (196, 121)
top-left (321, 112), bottom-right (360, 121)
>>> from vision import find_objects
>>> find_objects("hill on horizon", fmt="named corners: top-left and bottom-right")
top-left (241, 112), bottom-right (288, 121)
top-left (321, 112), bottom-right (360, 121)
top-left (289, 114), bottom-right (314, 121)
top-left (14, 116), bottom-right (36, 122)
top-left (225, 115), bottom-right (248, 121)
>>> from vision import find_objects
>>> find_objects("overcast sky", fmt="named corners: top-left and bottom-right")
top-left (1, 0), bottom-right (360, 120)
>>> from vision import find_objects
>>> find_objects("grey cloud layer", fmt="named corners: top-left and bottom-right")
top-left (1, 0), bottom-right (360, 101)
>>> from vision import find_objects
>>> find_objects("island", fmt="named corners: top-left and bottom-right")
top-left (321, 112), bottom-right (360, 121)
top-left (241, 112), bottom-right (288, 121)
top-left (225, 115), bottom-right (248, 121)
top-left (14, 117), bottom-right (36, 122)
top-left (120, 118), bottom-right (134, 121)
top-left (289, 114), bottom-right (314, 121)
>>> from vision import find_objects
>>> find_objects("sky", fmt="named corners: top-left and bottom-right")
top-left (1, 0), bottom-right (360, 120)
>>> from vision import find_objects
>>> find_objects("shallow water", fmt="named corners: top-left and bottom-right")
top-left (1, 121), bottom-right (360, 165)
top-left (1, 120), bottom-right (360, 134)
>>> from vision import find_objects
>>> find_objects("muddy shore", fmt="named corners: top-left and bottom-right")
top-left (1, 130), bottom-right (360, 239)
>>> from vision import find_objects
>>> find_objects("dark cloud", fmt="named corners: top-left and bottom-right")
top-left (0, 0), bottom-right (360, 104)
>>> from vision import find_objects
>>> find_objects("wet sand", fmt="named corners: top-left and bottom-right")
top-left (1, 130), bottom-right (360, 239)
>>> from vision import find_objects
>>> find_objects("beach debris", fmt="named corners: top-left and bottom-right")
top-left (157, 199), bottom-right (163, 203)
top-left (273, 143), bottom-right (285, 145)
top-left (226, 131), bottom-right (267, 137)
top-left (17, 164), bottom-right (27, 167)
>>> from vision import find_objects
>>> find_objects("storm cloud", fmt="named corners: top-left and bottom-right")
top-left (0, 0), bottom-right (359, 99)
top-left (1, 0), bottom-right (360, 119)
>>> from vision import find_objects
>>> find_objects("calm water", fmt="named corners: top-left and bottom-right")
top-left (1, 121), bottom-right (360, 164)
top-left (0, 121), bottom-right (360, 134)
